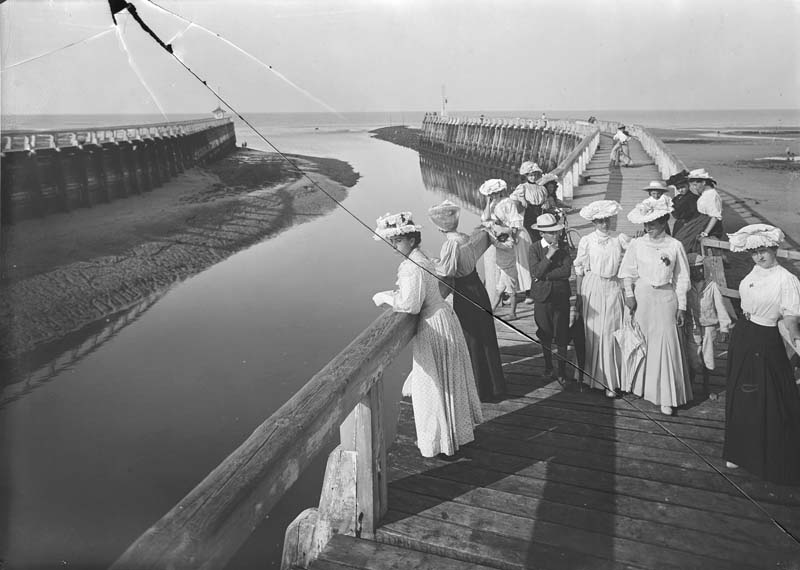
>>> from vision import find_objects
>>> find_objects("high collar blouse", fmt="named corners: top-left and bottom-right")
top-left (574, 230), bottom-right (630, 279)
top-left (511, 182), bottom-right (547, 208)
top-left (696, 187), bottom-right (723, 219)
top-left (739, 264), bottom-right (800, 327)
top-left (437, 230), bottom-right (491, 278)
top-left (617, 234), bottom-right (691, 310)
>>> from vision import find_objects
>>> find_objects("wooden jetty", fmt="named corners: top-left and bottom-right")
top-left (110, 118), bottom-right (800, 570)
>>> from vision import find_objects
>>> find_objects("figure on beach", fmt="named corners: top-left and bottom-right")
top-left (618, 200), bottom-right (692, 415)
top-left (429, 200), bottom-right (506, 402)
top-left (723, 224), bottom-right (800, 484)
top-left (529, 213), bottom-right (574, 385)
top-left (684, 253), bottom-right (732, 395)
top-left (372, 212), bottom-right (483, 458)
top-left (574, 200), bottom-right (629, 397)
top-left (480, 178), bottom-right (532, 318)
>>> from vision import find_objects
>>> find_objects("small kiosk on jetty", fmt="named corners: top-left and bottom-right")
top-left (109, 115), bottom-right (800, 570)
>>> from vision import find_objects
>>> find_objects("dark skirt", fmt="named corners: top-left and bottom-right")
top-left (673, 214), bottom-right (723, 254)
top-left (524, 204), bottom-right (542, 242)
top-left (453, 270), bottom-right (506, 401)
top-left (724, 319), bottom-right (800, 484)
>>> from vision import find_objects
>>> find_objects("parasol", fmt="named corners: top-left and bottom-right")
top-left (613, 310), bottom-right (646, 392)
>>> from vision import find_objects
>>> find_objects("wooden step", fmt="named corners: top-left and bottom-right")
top-left (309, 533), bottom-right (500, 569)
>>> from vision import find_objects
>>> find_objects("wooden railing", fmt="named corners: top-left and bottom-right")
top-left (630, 125), bottom-right (687, 178)
top-left (551, 127), bottom-right (600, 202)
top-left (110, 309), bottom-right (418, 570)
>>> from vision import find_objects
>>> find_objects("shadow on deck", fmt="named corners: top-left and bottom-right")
top-left (313, 303), bottom-right (800, 570)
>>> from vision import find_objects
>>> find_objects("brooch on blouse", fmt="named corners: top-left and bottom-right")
top-left (660, 253), bottom-right (671, 267)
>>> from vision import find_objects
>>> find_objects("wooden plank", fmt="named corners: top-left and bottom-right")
top-left (312, 534), bottom-right (499, 570)
top-left (386, 486), bottom-right (792, 569)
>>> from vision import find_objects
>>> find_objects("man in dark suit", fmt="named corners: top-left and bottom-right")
top-left (529, 213), bottom-right (573, 385)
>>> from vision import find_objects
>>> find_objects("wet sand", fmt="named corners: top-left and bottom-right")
top-left (0, 148), bottom-right (359, 360)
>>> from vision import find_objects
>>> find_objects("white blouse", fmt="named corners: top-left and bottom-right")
top-left (511, 182), bottom-right (547, 207)
top-left (574, 230), bottom-right (630, 279)
top-left (642, 194), bottom-right (674, 211)
top-left (696, 188), bottom-right (723, 219)
top-left (392, 249), bottom-right (440, 315)
top-left (739, 264), bottom-right (800, 327)
top-left (490, 198), bottom-right (524, 229)
top-left (617, 235), bottom-right (691, 310)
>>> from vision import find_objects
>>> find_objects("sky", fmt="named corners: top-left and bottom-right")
top-left (1, 0), bottom-right (799, 116)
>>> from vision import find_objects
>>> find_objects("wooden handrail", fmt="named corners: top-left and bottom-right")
top-left (111, 309), bottom-right (418, 570)
top-left (702, 237), bottom-right (800, 261)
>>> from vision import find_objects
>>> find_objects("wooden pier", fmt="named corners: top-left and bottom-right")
top-left (110, 120), bottom-right (800, 570)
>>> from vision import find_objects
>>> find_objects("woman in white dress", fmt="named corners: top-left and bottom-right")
top-left (480, 178), bottom-right (533, 302)
top-left (372, 211), bottom-right (483, 458)
top-left (618, 201), bottom-right (692, 415)
top-left (574, 200), bottom-right (629, 397)
top-left (723, 224), bottom-right (800, 484)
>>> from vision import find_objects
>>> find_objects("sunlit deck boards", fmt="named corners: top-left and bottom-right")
top-left (372, 303), bottom-right (800, 569)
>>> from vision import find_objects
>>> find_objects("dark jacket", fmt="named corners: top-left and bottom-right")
top-left (529, 240), bottom-right (572, 303)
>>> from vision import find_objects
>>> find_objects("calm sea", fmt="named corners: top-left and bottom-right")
top-left (1, 109), bottom-right (798, 569)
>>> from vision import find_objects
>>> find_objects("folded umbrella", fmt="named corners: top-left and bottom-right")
top-left (613, 310), bottom-right (646, 392)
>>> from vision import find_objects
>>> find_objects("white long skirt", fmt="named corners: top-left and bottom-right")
top-left (580, 273), bottom-right (624, 391)
top-left (631, 283), bottom-right (693, 406)
top-left (402, 305), bottom-right (484, 457)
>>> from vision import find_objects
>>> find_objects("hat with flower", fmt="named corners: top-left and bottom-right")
top-left (428, 200), bottom-right (460, 232)
top-left (519, 161), bottom-right (543, 176)
top-left (478, 179), bottom-right (508, 196)
top-left (727, 224), bottom-right (784, 252)
top-left (373, 211), bottom-right (422, 241)
top-left (626, 200), bottom-right (674, 225)
top-left (579, 200), bottom-right (622, 221)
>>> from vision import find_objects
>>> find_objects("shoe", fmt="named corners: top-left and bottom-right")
top-left (605, 390), bottom-right (617, 398)
top-left (725, 461), bottom-right (739, 469)
top-left (556, 376), bottom-right (567, 388)
top-left (660, 405), bottom-right (674, 416)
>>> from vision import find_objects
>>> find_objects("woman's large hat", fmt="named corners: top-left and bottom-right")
top-left (666, 169), bottom-right (690, 188)
top-left (519, 161), bottom-right (543, 176)
top-left (688, 168), bottom-right (717, 185)
top-left (428, 200), bottom-right (460, 232)
top-left (579, 200), bottom-right (622, 221)
top-left (538, 172), bottom-right (559, 186)
top-left (642, 180), bottom-right (670, 193)
top-left (728, 223), bottom-right (784, 252)
top-left (626, 200), bottom-right (674, 225)
top-left (478, 178), bottom-right (508, 196)
top-left (531, 213), bottom-right (564, 232)
top-left (373, 211), bottom-right (422, 241)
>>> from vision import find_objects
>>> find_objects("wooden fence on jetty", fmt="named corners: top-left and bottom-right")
top-left (0, 117), bottom-right (236, 224)
top-left (110, 116), bottom-right (800, 570)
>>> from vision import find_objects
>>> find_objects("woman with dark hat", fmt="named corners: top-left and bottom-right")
top-left (723, 224), bottom-right (800, 484)
top-left (372, 211), bottom-right (483, 457)
top-left (668, 169), bottom-right (701, 250)
top-left (428, 200), bottom-right (506, 402)
top-left (683, 168), bottom-right (724, 253)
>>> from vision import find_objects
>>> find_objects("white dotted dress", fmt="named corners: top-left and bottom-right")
top-left (394, 248), bottom-right (483, 457)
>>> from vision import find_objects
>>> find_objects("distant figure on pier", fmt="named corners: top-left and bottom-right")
top-left (619, 200), bottom-right (692, 416)
top-left (724, 224), bottom-right (800, 484)
top-left (480, 178), bottom-right (532, 318)
top-left (429, 200), bottom-right (506, 402)
top-left (372, 211), bottom-right (483, 458)
top-left (540, 112), bottom-right (548, 127)
top-left (610, 125), bottom-right (632, 167)
top-left (574, 200), bottom-right (629, 397)
top-left (529, 213), bottom-right (574, 386)
top-left (687, 168), bottom-right (724, 252)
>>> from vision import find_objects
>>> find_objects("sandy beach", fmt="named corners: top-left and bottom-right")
top-left (0, 148), bottom-right (359, 361)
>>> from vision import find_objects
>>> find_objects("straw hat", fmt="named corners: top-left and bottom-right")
top-left (688, 168), bottom-right (717, 185)
top-left (642, 180), bottom-right (670, 193)
top-left (478, 178), bottom-right (507, 196)
top-left (531, 213), bottom-right (564, 232)
top-left (519, 161), bottom-right (543, 176)
top-left (626, 200), bottom-right (674, 225)
top-left (579, 200), bottom-right (622, 221)
top-left (373, 211), bottom-right (422, 241)
top-left (727, 224), bottom-right (784, 252)
top-left (428, 200), bottom-right (460, 232)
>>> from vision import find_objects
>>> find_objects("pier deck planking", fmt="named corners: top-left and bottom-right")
top-left (309, 132), bottom-right (800, 569)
